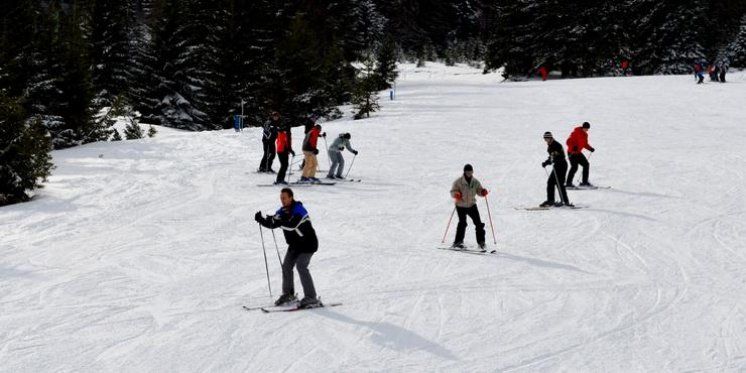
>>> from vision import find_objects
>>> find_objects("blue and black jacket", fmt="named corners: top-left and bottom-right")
top-left (258, 201), bottom-right (318, 253)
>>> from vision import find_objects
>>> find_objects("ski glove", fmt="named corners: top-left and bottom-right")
top-left (254, 211), bottom-right (263, 223)
top-left (480, 189), bottom-right (489, 197)
top-left (541, 160), bottom-right (551, 168)
top-left (454, 192), bottom-right (462, 200)
top-left (352, 150), bottom-right (359, 155)
top-left (313, 149), bottom-right (319, 155)
top-left (320, 132), bottom-right (327, 138)
top-left (589, 147), bottom-right (595, 152)
top-left (290, 150), bottom-right (296, 156)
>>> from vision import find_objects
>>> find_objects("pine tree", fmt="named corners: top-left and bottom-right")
top-left (376, 35), bottom-right (399, 89)
top-left (352, 55), bottom-right (381, 120)
top-left (111, 128), bottom-right (123, 141)
top-left (0, 92), bottom-right (54, 206)
top-left (725, 15), bottom-right (746, 67)
top-left (89, 0), bottom-right (138, 107)
top-left (147, 125), bottom-right (157, 137)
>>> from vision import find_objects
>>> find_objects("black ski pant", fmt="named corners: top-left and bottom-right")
top-left (259, 139), bottom-right (275, 171)
top-left (276, 152), bottom-right (289, 183)
top-left (567, 153), bottom-right (590, 185)
top-left (282, 250), bottom-right (316, 300)
top-left (454, 205), bottom-right (486, 245)
top-left (547, 161), bottom-right (570, 204)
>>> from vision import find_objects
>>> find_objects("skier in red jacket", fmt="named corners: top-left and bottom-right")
top-left (565, 122), bottom-right (595, 187)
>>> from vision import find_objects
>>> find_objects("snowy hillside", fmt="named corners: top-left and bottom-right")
top-left (2, 64), bottom-right (746, 372)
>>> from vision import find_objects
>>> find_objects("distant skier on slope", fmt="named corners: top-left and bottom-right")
top-left (299, 114), bottom-right (319, 171)
top-left (450, 164), bottom-right (489, 250)
top-left (326, 133), bottom-right (358, 180)
top-left (565, 122), bottom-right (595, 188)
top-left (300, 124), bottom-right (325, 183)
top-left (255, 188), bottom-right (321, 308)
top-left (259, 111), bottom-right (280, 173)
top-left (274, 124), bottom-right (295, 185)
top-left (694, 63), bottom-right (705, 84)
top-left (541, 132), bottom-right (572, 207)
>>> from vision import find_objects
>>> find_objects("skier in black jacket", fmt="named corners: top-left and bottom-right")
top-left (541, 132), bottom-right (572, 207)
top-left (258, 111), bottom-right (280, 173)
top-left (255, 188), bottom-right (320, 308)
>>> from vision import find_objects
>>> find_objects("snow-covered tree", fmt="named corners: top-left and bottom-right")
top-left (724, 15), bottom-right (746, 67)
top-left (0, 93), bottom-right (53, 205)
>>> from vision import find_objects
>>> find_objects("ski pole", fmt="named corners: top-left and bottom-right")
top-left (288, 154), bottom-right (295, 183)
top-left (484, 195), bottom-right (497, 245)
top-left (258, 225), bottom-right (272, 297)
top-left (344, 154), bottom-right (357, 179)
top-left (271, 230), bottom-right (282, 267)
top-left (441, 206), bottom-right (457, 243)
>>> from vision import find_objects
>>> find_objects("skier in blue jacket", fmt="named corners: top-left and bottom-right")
top-left (255, 188), bottom-right (321, 308)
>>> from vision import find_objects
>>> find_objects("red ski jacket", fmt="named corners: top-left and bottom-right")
top-left (276, 130), bottom-right (292, 154)
top-left (302, 126), bottom-right (320, 152)
top-left (566, 127), bottom-right (592, 154)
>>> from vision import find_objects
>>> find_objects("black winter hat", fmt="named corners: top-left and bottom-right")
top-left (463, 164), bottom-right (473, 172)
top-left (582, 122), bottom-right (591, 129)
top-left (344, 133), bottom-right (351, 139)
top-left (543, 131), bottom-right (553, 139)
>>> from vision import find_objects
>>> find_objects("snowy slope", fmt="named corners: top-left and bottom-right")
top-left (2, 64), bottom-right (746, 372)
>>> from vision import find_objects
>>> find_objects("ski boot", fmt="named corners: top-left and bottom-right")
top-left (539, 200), bottom-right (555, 208)
top-left (477, 242), bottom-right (486, 252)
top-left (579, 182), bottom-right (593, 187)
top-left (274, 293), bottom-right (298, 306)
top-left (451, 242), bottom-right (466, 249)
top-left (299, 297), bottom-right (322, 309)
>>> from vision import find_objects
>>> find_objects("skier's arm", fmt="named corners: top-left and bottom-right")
top-left (450, 180), bottom-right (462, 200)
top-left (345, 139), bottom-right (357, 154)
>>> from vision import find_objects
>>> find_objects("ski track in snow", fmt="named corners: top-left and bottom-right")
top-left (2, 64), bottom-right (746, 372)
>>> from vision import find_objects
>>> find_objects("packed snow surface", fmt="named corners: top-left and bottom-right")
top-left (2, 64), bottom-right (746, 372)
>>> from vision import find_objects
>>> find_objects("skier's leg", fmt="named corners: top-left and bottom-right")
top-left (259, 140), bottom-right (269, 171)
top-left (556, 163), bottom-right (571, 204)
top-left (468, 205), bottom-right (486, 245)
top-left (295, 253), bottom-right (316, 300)
top-left (301, 151), bottom-right (313, 178)
top-left (276, 152), bottom-right (289, 183)
top-left (580, 154), bottom-right (590, 184)
top-left (327, 151), bottom-right (338, 178)
top-left (282, 250), bottom-right (300, 295)
top-left (567, 154), bottom-right (579, 185)
top-left (336, 154), bottom-right (345, 178)
top-left (308, 154), bottom-right (318, 179)
top-left (267, 143), bottom-right (276, 171)
top-left (547, 174), bottom-right (556, 203)
top-left (454, 207), bottom-right (468, 245)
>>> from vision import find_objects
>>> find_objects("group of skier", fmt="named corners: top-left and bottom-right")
top-left (253, 118), bottom-right (597, 310)
top-left (258, 112), bottom-right (359, 185)
top-left (694, 60), bottom-right (729, 84)
top-left (538, 121), bottom-right (596, 208)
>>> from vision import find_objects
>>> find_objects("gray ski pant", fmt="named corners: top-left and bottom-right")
top-left (282, 250), bottom-right (316, 299)
top-left (327, 150), bottom-right (345, 177)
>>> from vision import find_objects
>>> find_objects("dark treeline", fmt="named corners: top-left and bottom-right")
top-left (484, 0), bottom-right (746, 78)
top-left (2, 0), bottom-right (746, 204)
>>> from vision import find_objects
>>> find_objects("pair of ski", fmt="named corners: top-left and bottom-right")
top-left (517, 205), bottom-right (586, 211)
top-left (257, 181), bottom-right (336, 187)
top-left (243, 301), bottom-right (342, 313)
top-left (566, 185), bottom-right (611, 191)
top-left (438, 245), bottom-right (497, 255)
